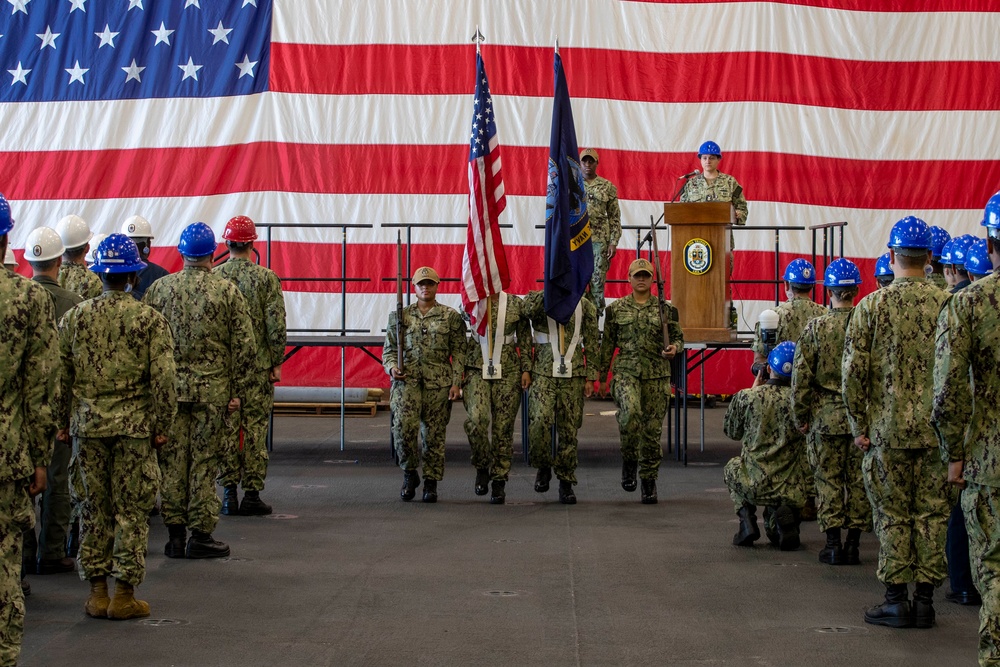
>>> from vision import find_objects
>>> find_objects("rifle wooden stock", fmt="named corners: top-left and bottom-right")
top-left (396, 232), bottom-right (404, 375)
top-left (649, 216), bottom-right (671, 353)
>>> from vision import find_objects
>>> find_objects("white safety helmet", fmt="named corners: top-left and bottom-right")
top-left (24, 226), bottom-right (66, 263)
top-left (86, 233), bottom-right (108, 264)
top-left (121, 215), bottom-right (154, 239)
top-left (55, 214), bottom-right (93, 250)
top-left (3, 247), bottom-right (17, 269)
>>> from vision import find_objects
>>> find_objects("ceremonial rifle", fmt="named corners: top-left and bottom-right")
top-left (649, 215), bottom-right (671, 354)
top-left (395, 231), bottom-right (404, 376)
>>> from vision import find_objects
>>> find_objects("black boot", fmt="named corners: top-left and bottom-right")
top-left (474, 468), bottom-right (490, 496)
top-left (621, 461), bottom-right (638, 492)
top-left (239, 491), bottom-right (272, 516)
top-left (558, 480), bottom-right (577, 505)
top-left (400, 470), bottom-right (420, 502)
top-left (164, 524), bottom-right (187, 558)
top-left (864, 583), bottom-right (912, 628)
top-left (534, 467), bottom-right (552, 493)
top-left (818, 527), bottom-right (845, 565)
top-left (733, 504), bottom-right (760, 547)
top-left (775, 505), bottom-right (800, 551)
top-left (221, 485), bottom-right (240, 516)
top-left (844, 528), bottom-right (862, 565)
top-left (186, 530), bottom-right (231, 559)
top-left (422, 479), bottom-right (438, 503)
top-left (640, 479), bottom-right (657, 504)
top-left (763, 507), bottom-right (779, 546)
top-left (913, 583), bottom-right (936, 629)
top-left (490, 480), bottom-right (506, 505)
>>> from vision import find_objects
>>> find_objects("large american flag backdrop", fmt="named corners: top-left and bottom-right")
top-left (2, 0), bottom-right (998, 394)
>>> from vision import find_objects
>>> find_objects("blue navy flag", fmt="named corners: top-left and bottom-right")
top-left (543, 51), bottom-right (593, 325)
top-left (0, 0), bottom-right (271, 102)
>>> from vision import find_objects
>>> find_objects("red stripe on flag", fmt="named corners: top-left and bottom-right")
top-left (270, 44), bottom-right (1000, 112)
top-left (2, 144), bottom-right (998, 210)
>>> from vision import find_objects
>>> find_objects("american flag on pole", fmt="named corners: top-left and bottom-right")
top-left (461, 49), bottom-right (509, 336)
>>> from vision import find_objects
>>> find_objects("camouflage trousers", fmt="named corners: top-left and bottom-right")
top-left (39, 439), bottom-right (72, 561)
top-left (962, 483), bottom-right (1000, 666)
top-left (588, 241), bottom-right (611, 318)
top-left (724, 457), bottom-right (806, 513)
top-left (0, 481), bottom-right (33, 667)
top-left (219, 370), bottom-right (272, 492)
top-left (462, 371), bottom-right (521, 482)
top-left (862, 446), bottom-right (949, 586)
top-left (807, 432), bottom-right (871, 533)
top-left (612, 375), bottom-right (670, 481)
top-left (528, 375), bottom-right (584, 485)
top-left (71, 437), bottom-right (159, 586)
top-left (391, 380), bottom-right (453, 481)
top-left (160, 402), bottom-right (225, 534)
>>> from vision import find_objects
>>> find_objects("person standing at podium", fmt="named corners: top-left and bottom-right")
top-left (580, 148), bottom-right (621, 318)
top-left (680, 141), bottom-right (747, 227)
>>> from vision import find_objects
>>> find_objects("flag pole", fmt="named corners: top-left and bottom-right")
top-left (472, 25), bottom-right (485, 53)
top-left (486, 296), bottom-right (494, 376)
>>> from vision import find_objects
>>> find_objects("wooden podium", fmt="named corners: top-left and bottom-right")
top-left (664, 202), bottom-right (734, 343)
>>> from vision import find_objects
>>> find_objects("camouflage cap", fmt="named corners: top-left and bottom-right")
top-left (411, 266), bottom-right (440, 284)
top-left (628, 258), bottom-right (654, 276)
top-left (580, 148), bottom-right (599, 163)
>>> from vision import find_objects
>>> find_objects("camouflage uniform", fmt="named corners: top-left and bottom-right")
top-left (681, 172), bottom-right (748, 249)
top-left (382, 303), bottom-right (465, 480)
top-left (0, 270), bottom-right (59, 667)
top-left (843, 276), bottom-right (950, 587)
top-left (462, 294), bottom-right (531, 482)
top-left (723, 382), bottom-right (808, 523)
top-left (598, 294), bottom-right (684, 481)
top-left (58, 262), bottom-right (102, 300)
top-left (791, 307), bottom-right (871, 533)
top-left (583, 177), bottom-right (621, 317)
top-left (932, 272), bottom-right (1000, 665)
top-left (31, 276), bottom-right (82, 567)
top-left (930, 272), bottom-right (948, 292)
top-left (523, 291), bottom-right (599, 485)
top-left (143, 267), bottom-right (255, 534)
top-left (58, 292), bottom-right (176, 586)
top-left (215, 258), bottom-right (287, 492)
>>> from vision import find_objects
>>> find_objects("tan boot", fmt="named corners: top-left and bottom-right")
top-left (84, 576), bottom-right (110, 619)
top-left (107, 580), bottom-right (150, 620)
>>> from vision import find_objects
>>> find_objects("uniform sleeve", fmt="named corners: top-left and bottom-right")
top-left (26, 291), bottom-right (59, 469)
top-left (382, 311), bottom-right (399, 376)
top-left (449, 309), bottom-right (466, 387)
top-left (931, 295), bottom-right (971, 462)
top-left (731, 180), bottom-right (748, 226)
top-left (841, 305), bottom-right (871, 438)
top-left (149, 313), bottom-right (178, 437)
top-left (668, 301), bottom-right (684, 351)
top-left (790, 322), bottom-right (817, 430)
top-left (515, 298), bottom-right (533, 374)
top-left (723, 390), bottom-right (749, 441)
top-left (597, 304), bottom-right (618, 379)
top-left (265, 272), bottom-right (287, 369)
top-left (608, 184), bottom-right (622, 248)
top-left (56, 310), bottom-right (75, 430)
top-left (229, 289), bottom-right (257, 400)
top-left (582, 300), bottom-right (600, 383)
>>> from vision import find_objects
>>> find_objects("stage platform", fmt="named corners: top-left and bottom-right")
top-left (20, 401), bottom-right (979, 666)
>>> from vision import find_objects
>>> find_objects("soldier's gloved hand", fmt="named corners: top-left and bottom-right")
top-left (154, 435), bottom-right (168, 451)
top-left (28, 466), bottom-right (47, 497)
top-left (520, 372), bottom-right (531, 390)
top-left (390, 368), bottom-right (406, 381)
top-left (948, 461), bottom-right (966, 489)
top-left (854, 435), bottom-right (871, 452)
top-left (227, 397), bottom-right (241, 414)
top-left (583, 382), bottom-right (594, 398)
top-left (448, 385), bottom-right (461, 401)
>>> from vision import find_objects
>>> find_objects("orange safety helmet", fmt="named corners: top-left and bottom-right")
top-left (222, 215), bottom-right (258, 242)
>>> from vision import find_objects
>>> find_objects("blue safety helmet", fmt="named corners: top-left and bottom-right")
top-left (823, 258), bottom-right (862, 287)
top-left (767, 341), bottom-right (796, 379)
top-left (177, 222), bottom-right (217, 258)
top-left (984, 191), bottom-right (1000, 230)
top-left (782, 258), bottom-right (817, 285)
top-left (875, 252), bottom-right (893, 277)
top-left (887, 216), bottom-right (932, 251)
top-left (698, 140), bottom-right (721, 157)
top-left (0, 194), bottom-right (13, 236)
top-left (928, 226), bottom-right (951, 259)
top-left (940, 234), bottom-right (975, 266)
top-left (965, 238), bottom-right (994, 276)
top-left (90, 233), bottom-right (147, 274)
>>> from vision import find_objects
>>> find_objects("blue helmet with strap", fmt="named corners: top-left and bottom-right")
top-left (965, 238), bottom-right (994, 276)
top-left (698, 140), bottom-right (721, 157)
top-left (983, 191), bottom-right (1000, 230)
top-left (875, 252), bottom-right (893, 277)
top-left (767, 341), bottom-right (796, 379)
top-left (177, 222), bottom-right (217, 258)
top-left (90, 233), bottom-right (147, 274)
top-left (887, 216), bottom-right (932, 251)
top-left (823, 258), bottom-right (862, 287)
top-left (782, 258), bottom-right (817, 285)
top-left (940, 234), bottom-right (975, 266)
top-left (928, 226), bottom-right (951, 259)
top-left (0, 194), bottom-right (13, 236)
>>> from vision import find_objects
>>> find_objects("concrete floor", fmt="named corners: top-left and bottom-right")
top-left (20, 399), bottom-right (981, 666)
